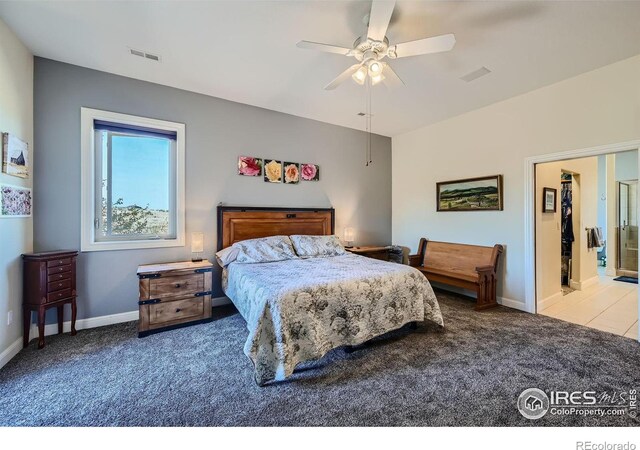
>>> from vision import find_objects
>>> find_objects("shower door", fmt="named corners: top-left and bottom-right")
top-left (618, 181), bottom-right (638, 277)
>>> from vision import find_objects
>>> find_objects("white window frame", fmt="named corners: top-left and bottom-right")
top-left (81, 107), bottom-right (185, 252)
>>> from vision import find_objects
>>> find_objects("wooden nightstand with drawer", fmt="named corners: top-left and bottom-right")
top-left (346, 246), bottom-right (391, 261)
top-left (136, 261), bottom-right (213, 337)
top-left (22, 250), bottom-right (78, 349)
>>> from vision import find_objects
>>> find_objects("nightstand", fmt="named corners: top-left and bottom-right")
top-left (137, 260), bottom-right (213, 337)
top-left (346, 246), bottom-right (391, 261)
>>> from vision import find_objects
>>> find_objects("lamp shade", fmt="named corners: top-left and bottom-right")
top-left (344, 227), bottom-right (355, 243)
top-left (191, 232), bottom-right (204, 253)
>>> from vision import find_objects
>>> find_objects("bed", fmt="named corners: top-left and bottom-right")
top-left (217, 206), bottom-right (443, 385)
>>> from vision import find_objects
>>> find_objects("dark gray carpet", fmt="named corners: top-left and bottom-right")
top-left (1, 291), bottom-right (639, 426)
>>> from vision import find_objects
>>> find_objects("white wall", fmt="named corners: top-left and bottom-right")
top-left (597, 155), bottom-right (607, 237)
top-left (392, 55), bottom-right (640, 309)
top-left (0, 18), bottom-right (33, 364)
top-left (616, 150), bottom-right (638, 181)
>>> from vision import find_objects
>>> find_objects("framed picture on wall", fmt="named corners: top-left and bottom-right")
top-left (542, 187), bottom-right (557, 213)
top-left (237, 156), bottom-right (263, 177)
top-left (263, 159), bottom-right (282, 183)
top-left (436, 175), bottom-right (503, 211)
top-left (0, 183), bottom-right (32, 218)
top-left (2, 133), bottom-right (29, 179)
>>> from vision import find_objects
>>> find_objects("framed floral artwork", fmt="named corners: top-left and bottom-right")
top-left (284, 162), bottom-right (300, 184)
top-left (0, 184), bottom-right (32, 218)
top-left (301, 163), bottom-right (319, 181)
top-left (237, 156), bottom-right (263, 176)
top-left (264, 159), bottom-right (282, 183)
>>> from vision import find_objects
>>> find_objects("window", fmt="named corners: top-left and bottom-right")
top-left (81, 108), bottom-right (185, 251)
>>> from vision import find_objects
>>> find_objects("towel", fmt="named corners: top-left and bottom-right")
top-left (587, 227), bottom-right (605, 249)
top-left (593, 227), bottom-right (605, 248)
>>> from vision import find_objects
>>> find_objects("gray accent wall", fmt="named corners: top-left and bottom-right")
top-left (34, 58), bottom-right (391, 320)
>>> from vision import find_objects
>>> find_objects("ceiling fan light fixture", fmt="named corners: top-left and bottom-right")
top-left (352, 66), bottom-right (367, 85)
top-left (367, 60), bottom-right (383, 77)
top-left (371, 73), bottom-right (385, 86)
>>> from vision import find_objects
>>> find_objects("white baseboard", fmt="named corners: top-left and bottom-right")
top-left (570, 275), bottom-right (599, 291)
top-left (537, 291), bottom-right (564, 312)
top-left (27, 297), bottom-right (232, 341)
top-left (29, 310), bottom-right (139, 340)
top-left (429, 281), bottom-right (528, 312)
top-left (3, 297), bottom-right (232, 370)
top-left (497, 296), bottom-right (528, 312)
top-left (0, 338), bottom-right (23, 370)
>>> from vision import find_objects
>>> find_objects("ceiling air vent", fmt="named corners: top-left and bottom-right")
top-left (129, 48), bottom-right (161, 62)
top-left (460, 66), bottom-right (491, 82)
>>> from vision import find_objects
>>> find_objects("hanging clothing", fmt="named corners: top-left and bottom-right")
top-left (562, 209), bottom-right (574, 244)
top-left (560, 178), bottom-right (573, 286)
top-left (561, 181), bottom-right (574, 244)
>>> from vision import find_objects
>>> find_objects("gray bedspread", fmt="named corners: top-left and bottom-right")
top-left (222, 253), bottom-right (443, 385)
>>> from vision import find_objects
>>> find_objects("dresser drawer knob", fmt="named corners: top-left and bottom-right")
top-left (175, 308), bottom-right (182, 313)
top-left (174, 283), bottom-right (182, 288)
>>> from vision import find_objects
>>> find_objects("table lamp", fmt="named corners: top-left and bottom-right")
top-left (191, 232), bottom-right (204, 262)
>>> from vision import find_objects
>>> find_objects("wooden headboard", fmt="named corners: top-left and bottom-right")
top-left (217, 206), bottom-right (335, 250)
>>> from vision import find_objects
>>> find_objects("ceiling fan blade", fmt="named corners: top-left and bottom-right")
top-left (296, 40), bottom-right (352, 56)
top-left (382, 63), bottom-right (404, 88)
top-left (324, 64), bottom-right (362, 90)
top-left (367, 0), bottom-right (396, 42)
top-left (389, 33), bottom-right (456, 58)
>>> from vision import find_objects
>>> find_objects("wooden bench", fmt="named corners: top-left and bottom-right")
top-left (409, 238), bottom-right (504, 310)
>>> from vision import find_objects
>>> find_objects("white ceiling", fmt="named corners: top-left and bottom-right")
top-left (2, 1), bottom-right (640, 137)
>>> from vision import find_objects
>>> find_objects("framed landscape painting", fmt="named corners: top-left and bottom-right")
top-left (436, 175), bottom-right (503, 212)
top-left (0, 184), bottom-right (32, 217)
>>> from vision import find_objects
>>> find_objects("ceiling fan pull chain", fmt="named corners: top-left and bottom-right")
top-left (365, 76), bottom-right (371, 166)
top-left (369, 78), bottom-right (373, 165)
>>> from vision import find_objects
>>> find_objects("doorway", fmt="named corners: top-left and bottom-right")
top-left (526, 141), bottom-right (640, 341)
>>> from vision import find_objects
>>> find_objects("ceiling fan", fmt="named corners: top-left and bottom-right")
top-left (297, 0), bottom-right (456, 90)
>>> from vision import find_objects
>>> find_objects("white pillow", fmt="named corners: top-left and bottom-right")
top-left (289, 235), bottom-right (346, 258)
top-left (232, 235), bottom-right (297, 264)
top-left (215, 246), bottom-right (239, 268)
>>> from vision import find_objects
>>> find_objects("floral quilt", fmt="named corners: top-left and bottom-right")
top-left (222, 253), bottom-right (443, 385)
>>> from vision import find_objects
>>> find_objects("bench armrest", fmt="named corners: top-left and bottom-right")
top-left (408, 254), bottom-right (422, 267)
top-left (475, 265), bottom-right (495, 274)
top-left (408, 237), bottom-right (428, 267)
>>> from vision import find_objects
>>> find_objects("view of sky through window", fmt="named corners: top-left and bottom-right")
top-left (111, 135), bottom-right (170, 210)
